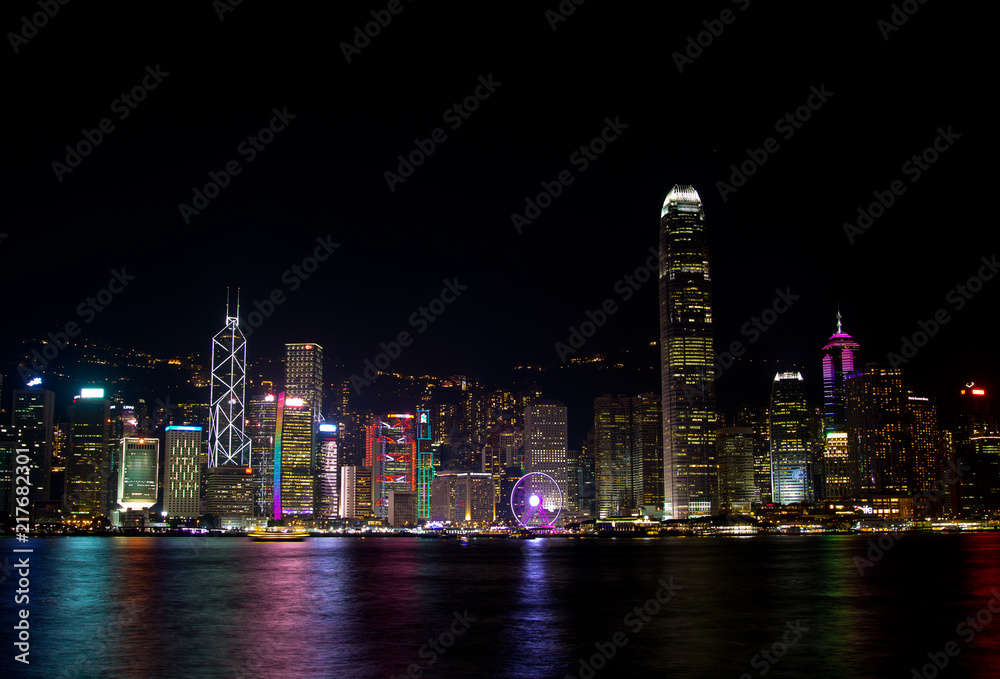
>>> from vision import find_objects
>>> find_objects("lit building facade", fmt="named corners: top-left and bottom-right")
top-left (387, 490), bottom-right (418, 527)
top-left (430, 471), bottom-right (494, 525)
top-left (11, 388), bottom-right (54, 505)
top-left (416, 409), bottom-right (434, 519)
top-left (206, 465), bottom-right (255, 517)
top-left (164, 426), bottom-right (202, 518)
top-left (368, 413), bottom-right (416, 519)
top-left (717, 426), bottom-right (756, 508)
top-left (247, 391), bottom-right (277, 517)
top-left (274, 392), bottom-right (314, 518)
top-left (66, 388), bottom-right (111, 521)
top-left (594, 395), bottom-right (631, 518)
top-left (905, 395), bottom-right (941, 494)
top-left (770, 373), bottom-right (812, 505)
top-left (285, 343), bottom-right (324, 420)
top-left (208, 303), bottom-right (251, 468)
top-left (524, 400), bottom-right (568, 507)
top-left (316, 423), bottom-right (339, 521)
top-left (117, 437), bottom-right (159, 512)
top-left (845, 364), bottom-right (906, 495)
top-left (823, 431), bottom-right (850, 500)
top-left (821, 312), bottom-right (861, 434)
top-left (632, 393), bottom-right (663, 508)
top-left (737, 406), bottom-right (771, 504)
top-left (659, 184), bottom-right (717, 519)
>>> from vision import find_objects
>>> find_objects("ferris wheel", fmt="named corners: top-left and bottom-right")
top-left (510, 472), bottom-right (563, 528)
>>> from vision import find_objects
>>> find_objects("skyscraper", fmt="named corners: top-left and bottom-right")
top-left (66, 388), bottom-right (111, 523)
top-left (208, 298), bottom-right (251, 468)
top-left (11, 388), bottom-right (54, 505)
top-left (821, 310), bottom-right (861, 434)
top-left (117, 437), bottom-right (159, 512)
top-left (285, 343), bottom-right (324, 420)
top-left (274, 344), bottom-right (323, 520)
top-left (632, 393), bottom-right (663, 508)
top-left (316, 423), bottom-right (339, 521)
top-left (905, 394), bottom-right (941, 495)
top-left (845, 364), bottom-right (906, 494)
top-left (274, 392), bottom-right (314, 518)
top-left (594, 395), bottom-right (631, 518)
top-left (822, 432), bottom-right (851, 500)
top-left (368, 413), bottom-right (416, 520)
top-left (247, 391), bottom-right (277, 517)
top-left (524, 400), bottom-right (568, 517)
top-left (659, 184), bottom-right (717, 519)
top-left (717, 426), bottom-right (756, 508)
top-left (770, 372), bottom-right (812, 505)
top-left (736, 405), bottom-right (771, 504)
top-left (164, 426), bottom-right (202, 519)
top-left (416, 409), bottom-right (434, 519)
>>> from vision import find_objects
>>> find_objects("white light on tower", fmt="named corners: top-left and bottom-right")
top-left (208, 289), bottom-right (251, 468)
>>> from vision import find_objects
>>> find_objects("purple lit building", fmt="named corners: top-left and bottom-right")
top-left (821, 310), bottom-right (861, 434)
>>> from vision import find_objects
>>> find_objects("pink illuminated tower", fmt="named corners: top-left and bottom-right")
top-left (821, 309), bottom-right (861, 434)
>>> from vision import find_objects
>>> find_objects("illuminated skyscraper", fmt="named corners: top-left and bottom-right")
top-left (524, 400), bottom-right (568, 512)
top-left (247, 391), bottom-right (277, 516)
top-left (659, 185), bottom-right (717, 518)
top-left (736, 406), bottom-right (771, 504)
top-left (821, 310), bottom-right (861, 434)
top-left (770, 373), bottom-right (812, 505)
top-left (905, 394), bottom-right (941, 495)
top-left (12, 388), bottom-right (54, 505)
top-left (416, 409), bottom-right (434, 519)
top-left (117, 437), bottom-right (159, 512)
top-left (208, 296), bottom-right (251, 468)
top-left (717, 426), bottom-right (756, 508)
top-left (164, 426), bottom-right (202, 519)
top-left (594, 395), bottom-right (631, 518)
top-left (66, 388), bottom-right (111, 521)
top-left (845, 364), bottom-right (907, 494)
top-left (273, 344), bottom-right (323, 520)
top-left (285, 343), bottom-right (324, 420)
top-left (316, 423), bottom-right (339, 521)
top-left (274, 392), bottom-right (314, 518)
top-left (368, 413), bottom-right (416, 519)
top-left (632, 393), bottom-right (663, 508)
top-left (823, 431), bottom-right (850, 500)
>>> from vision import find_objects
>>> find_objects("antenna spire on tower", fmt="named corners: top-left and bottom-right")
top-left (836, 304), bottom-right (843, 334)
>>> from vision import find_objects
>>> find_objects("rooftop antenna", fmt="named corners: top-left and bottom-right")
top-left (836, 304), bottom-right (843, 334)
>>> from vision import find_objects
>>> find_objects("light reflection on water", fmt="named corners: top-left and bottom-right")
top-left (5, 533), bottom-right (1000, 679)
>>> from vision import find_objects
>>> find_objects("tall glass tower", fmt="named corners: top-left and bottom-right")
top-left (659, 185), bottom-right (717, 519)
top-left (208, 294), bottom-right (251, 468)
top-left (770, 372), bottom-right (812, 504)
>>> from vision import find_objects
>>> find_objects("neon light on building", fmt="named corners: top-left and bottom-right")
top-left (417, 408), bottom-right (433, 519)
top-left (370, 413), bottom-right (416, 519)
top-left (821, 309), bottom-right (861, 434)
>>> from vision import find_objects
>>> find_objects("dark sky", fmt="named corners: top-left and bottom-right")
top-left (2, 1), bottom-right (994, 415)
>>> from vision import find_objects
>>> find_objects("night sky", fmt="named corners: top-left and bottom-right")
top-left (2, 1), bottom-right (993, 418)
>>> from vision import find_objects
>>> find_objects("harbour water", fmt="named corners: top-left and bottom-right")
top-left (4, 533), bottom-right (1000, 679)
